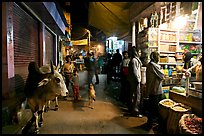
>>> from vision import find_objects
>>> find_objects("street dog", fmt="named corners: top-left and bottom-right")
top-left (88, 83), bottom-right (96, 109)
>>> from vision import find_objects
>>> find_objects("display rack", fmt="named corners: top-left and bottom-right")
top-left (158, 29), bottom-right (178, 66)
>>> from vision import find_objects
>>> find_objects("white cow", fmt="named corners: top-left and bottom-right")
top-left (23, 61), bottom-right (68, 134)
top-left (39, 64), bottom-right (69, 111)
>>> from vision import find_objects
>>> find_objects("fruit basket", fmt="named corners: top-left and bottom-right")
top-left (179, 114), bottom-right (202, 134)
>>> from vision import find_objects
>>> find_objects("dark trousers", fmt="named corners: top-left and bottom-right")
top-left (95, 69), bottom-right (99, 83)
top-left (120, 75), bottom-right (129, 104)
top-left (65, 75), bottom-right (71, 89)
top-left (147, 94), bottom-right (162, 124)
top-left (88, 70), bottom-right (94, 85)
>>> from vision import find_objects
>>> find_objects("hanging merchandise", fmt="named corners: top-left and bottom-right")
top-left (150, 11), bottom-right (159, 28)
top-left (150, 12), bottom-right (155, 28)
top-left (154, 11), bottom-right (159, 28)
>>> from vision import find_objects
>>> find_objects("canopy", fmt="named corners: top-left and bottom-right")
top-left (88, 2), bottom-right (133, 37)
top-left (71, 39), bottom-right (88, 46)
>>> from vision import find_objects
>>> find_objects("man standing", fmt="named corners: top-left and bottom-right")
top-left (85, 52), bottom-right (97, 85)
top-left (112, 49), bottom-right (122, 79)
top-left (127, 47), bottom-right (143, 117)
top-left (146, 51), bottom-right (165, 130)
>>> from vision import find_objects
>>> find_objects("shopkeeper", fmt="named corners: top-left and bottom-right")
top-left (185, 54), bottom-right (202, 82)
top-left (183, 50), bottom-right (193, 70)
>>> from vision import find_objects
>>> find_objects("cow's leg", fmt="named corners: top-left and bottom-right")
top-left (45, 100), bottom-right (50, 112)
top-left (38, 105), bottom-right (45, 127)
top-left (33, 112), bottom-right (40, 134)
top-left (54, 97), bottom-right (59, 111)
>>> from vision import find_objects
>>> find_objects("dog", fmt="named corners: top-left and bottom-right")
top-left (88, 83), bottom-right (96, 109)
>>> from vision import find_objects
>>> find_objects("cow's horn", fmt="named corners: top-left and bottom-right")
top-left (50, 60), bottom-right (54, 74)
top-left (56, 63), bottom-right (60, 71)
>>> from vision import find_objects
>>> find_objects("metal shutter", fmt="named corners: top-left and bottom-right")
top-left (13, 3), bottom-right (39, 95)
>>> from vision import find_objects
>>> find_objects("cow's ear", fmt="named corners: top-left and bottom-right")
top-left (38, 78), bottom-right (49, 87)
top-left (55, 77), bottom-right (60, 83)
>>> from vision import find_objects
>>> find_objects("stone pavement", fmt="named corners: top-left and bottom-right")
top-left (2, 71), bottom-right (160, 134)
top-left (37, 71), bottom-right (158, 134)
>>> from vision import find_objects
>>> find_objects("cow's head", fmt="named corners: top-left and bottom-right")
top-left (38, 63), bottom-right (68, 97)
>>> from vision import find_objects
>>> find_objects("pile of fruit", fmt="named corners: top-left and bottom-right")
top-left (179, 114), bottom-right (202, 134)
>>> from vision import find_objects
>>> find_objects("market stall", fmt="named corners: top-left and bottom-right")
top-left (135, 2), bottom-right (202, 134)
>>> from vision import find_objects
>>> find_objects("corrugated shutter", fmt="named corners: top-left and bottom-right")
top-left (13, 3), bottom-right (39, 95)
top-left (44, 28), bottom-right (54, 65)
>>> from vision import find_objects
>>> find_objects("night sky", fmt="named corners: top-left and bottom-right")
top-left (71, 2), bottom-right (89, 27)
top-left (57, 2), bottom-right (106, 41)
top-left (58, 1), bottom-right (89, 27)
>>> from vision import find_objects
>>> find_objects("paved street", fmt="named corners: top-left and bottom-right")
top-left (34, 71), bottom-right (156, 134)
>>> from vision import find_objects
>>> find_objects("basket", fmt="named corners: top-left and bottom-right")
top-left (158, 99), bottom-right (176, 120)
top-left (179, 114), bottom-right (202, 134)
top-left (167, 103), bottom-right (192, 134)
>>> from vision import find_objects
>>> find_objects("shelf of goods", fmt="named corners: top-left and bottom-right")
top-left (138, 28), bottom-right (202, 95)
top-left (177, 30), bottom-right (202, 67)
top-left (158, 29), bottom-right (177, 65)
top-left (137, 27), bottom-right (202, 69)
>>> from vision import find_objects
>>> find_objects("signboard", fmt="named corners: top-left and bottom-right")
top-left (63, 41), bottom-right (70, 46)
top-left (71, 39), bottom-right (88, 45)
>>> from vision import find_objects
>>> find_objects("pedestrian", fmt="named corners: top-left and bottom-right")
top-left (70, 68), bottom-right (80, 101)
top-left (119, 51), bottom-right (130, 105)
top-left (106, 53), bottom-right (113, 84)
top-left (85, 52), bottom-right (96, 85)
top-left (127, 46), bottom-right (143, 117)
top-left (91, 52), bottom-right (99, 85)
top-left (97, 53), bottom-right (104, 74)
top-left (62, 55), bottom-right (75, 90)
top-left (112, 49), bottom-right (122, 79)
top-left (78, 53), bottom-right (84, 71)
top-left (146, 51), bottom-right (165, 130)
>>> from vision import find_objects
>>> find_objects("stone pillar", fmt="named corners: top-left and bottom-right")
top-left (132, 21), bottom-right (136, 47)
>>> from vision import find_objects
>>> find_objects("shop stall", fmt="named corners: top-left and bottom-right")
top-left (135, 2), bottom-right (202, 134)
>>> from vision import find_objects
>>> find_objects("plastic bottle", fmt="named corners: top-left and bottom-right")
top-left (168, 66), bottom-right (173, 77)
top-left (164, 65), bottom-right (168, 77)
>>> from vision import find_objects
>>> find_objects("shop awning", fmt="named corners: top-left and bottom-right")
top-left (23, 2), bottom-right (67, 36)
top-left (88, 2), bottom-right (133, 37)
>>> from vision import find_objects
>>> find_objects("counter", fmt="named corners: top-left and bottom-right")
top-left (169, 90), bottom-right (202, 117)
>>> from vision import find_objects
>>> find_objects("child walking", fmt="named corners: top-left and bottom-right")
top-left (70, 68), bottom-right (80, 101)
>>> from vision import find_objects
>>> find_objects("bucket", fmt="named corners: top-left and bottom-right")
top-left (167, 103), bottom-right (191, 134)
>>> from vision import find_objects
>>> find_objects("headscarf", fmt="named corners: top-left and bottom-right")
top-left (130, 47), bottom-right (142, 65)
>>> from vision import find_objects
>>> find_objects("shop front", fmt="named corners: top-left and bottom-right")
top-left (130, 2), bottom-right (202, 134)
top-left (2, 2), bottom-right (68, 129)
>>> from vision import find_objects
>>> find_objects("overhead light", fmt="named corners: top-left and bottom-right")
top-left (172, 15), bottom-right (188, 30)
top-left (107, 36), bottom-right (117, 41)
